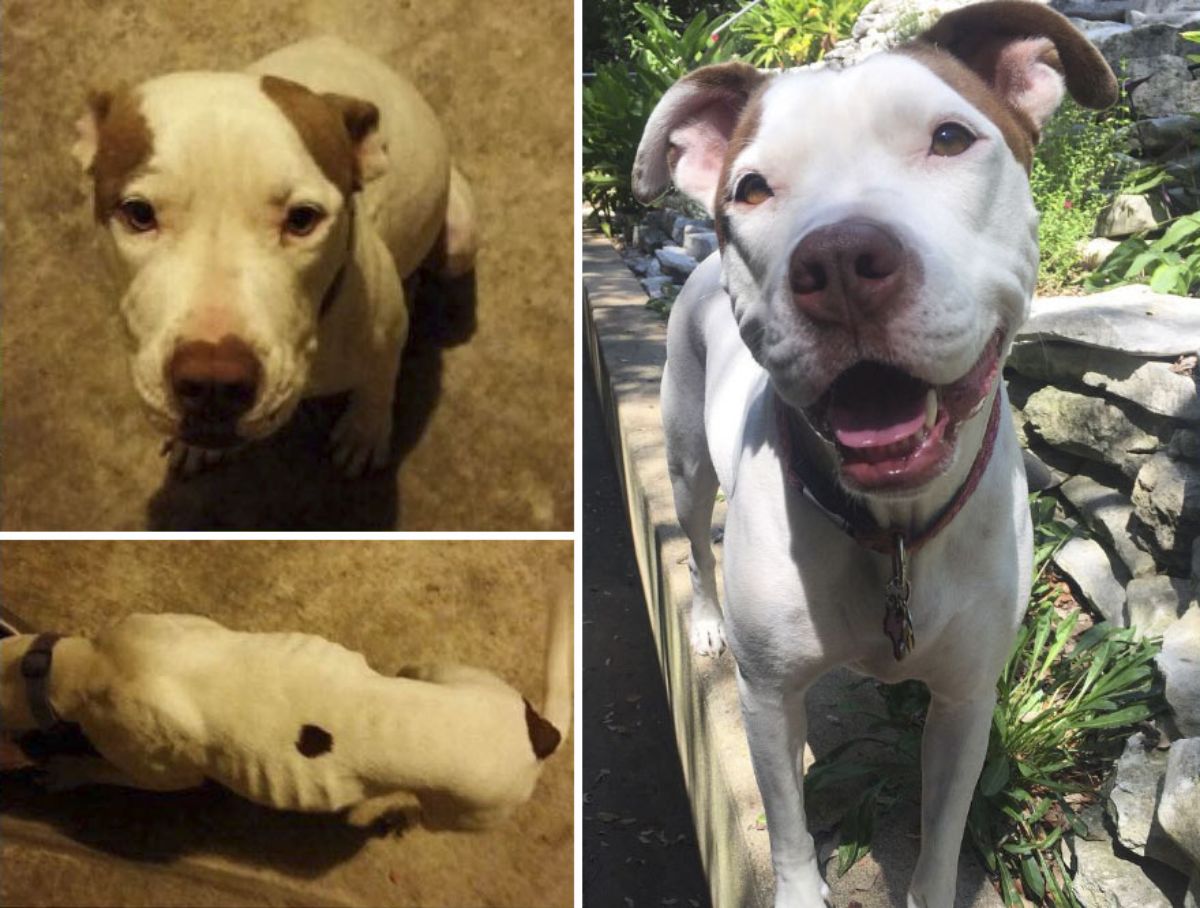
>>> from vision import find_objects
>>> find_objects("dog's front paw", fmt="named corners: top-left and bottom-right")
top-left (690, 615), bottom-right (726, 657)
top-left (330, 405), bottom-right (392, 478)
top-left (163, 439), bottom-right (226, 476)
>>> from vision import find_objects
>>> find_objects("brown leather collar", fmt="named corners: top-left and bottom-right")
top-left (319, 206), bottom-right (356, 320)
top-left (20, 634), bottom-right (64, 732)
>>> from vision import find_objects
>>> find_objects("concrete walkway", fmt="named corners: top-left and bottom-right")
top-left (583, 228), bottom-right (1005, 908)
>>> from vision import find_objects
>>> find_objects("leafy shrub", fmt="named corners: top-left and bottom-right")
top-left (726, 0), bottom-right (869, 68)
top-left (583, 3), bottom-right (733, 229)
top-left (805, 495), bottom-right (1163, 905)
top-left (1083, 31), bottom-right (1200, 298)
top-left (1085, 205), bottom-right (1200, 296)
top-left (1031, 99), bottom-right (1133, 293)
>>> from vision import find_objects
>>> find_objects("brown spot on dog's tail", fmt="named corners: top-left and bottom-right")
top-left (523, 698), bottom-right (561, 760)
top-left (295, 724), bottom-right (333, 758)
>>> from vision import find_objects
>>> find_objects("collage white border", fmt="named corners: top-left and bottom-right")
top-left (0, 1), bottom-right (589, 903)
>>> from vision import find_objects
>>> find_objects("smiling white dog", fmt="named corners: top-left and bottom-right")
top-left (73, 37), bottom-right (476, 475)
top-left (0, 600), bottom-right (569, 831)
top-left (634, 2), bottom-right (1116, 905)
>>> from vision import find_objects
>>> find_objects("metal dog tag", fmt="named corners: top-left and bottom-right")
top-left (883, 534), bottom-right (914, 661)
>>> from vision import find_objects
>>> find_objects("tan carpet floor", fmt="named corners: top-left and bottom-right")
top-left (0, 0), bottom-right (573, 530)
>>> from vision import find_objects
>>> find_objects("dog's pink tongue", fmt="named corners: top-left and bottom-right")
top-left (827, 366), bottom-right (927, 449)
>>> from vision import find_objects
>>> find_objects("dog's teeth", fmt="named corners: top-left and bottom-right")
top-left (924, 389), bottom-right (938, 430)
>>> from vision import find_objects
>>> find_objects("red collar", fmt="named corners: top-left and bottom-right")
top-left (775, 388), bottom-right (1003, 558)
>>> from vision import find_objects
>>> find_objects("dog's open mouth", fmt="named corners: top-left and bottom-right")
top-left (805, 332), bottom-right (1002, 490)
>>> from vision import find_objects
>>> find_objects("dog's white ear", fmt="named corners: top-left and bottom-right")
top-left (323, 93), bottom-right (388, 185)
top-left (72, 90), bottom-right (113, 173)
top-left (919, 0), bottom-right (1117, 128)
top-left (632, 62), bottom-right (766, 215)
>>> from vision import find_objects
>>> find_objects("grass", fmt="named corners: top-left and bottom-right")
top-left (804, 494), bottom-right (1164, 905)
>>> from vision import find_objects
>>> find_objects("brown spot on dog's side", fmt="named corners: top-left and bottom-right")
top-left (523, 698), bottom-right (561, 760)
top-left (295, 723), bottom-right (333, 757)
top-left (88, 88), bottom-right (154, 223)
top-left (260, 75), bottom-right (376, 195)
top-left (897, 44), bottom-right (1037, 171)
top-left (714, 87), bottom-right (766, 249)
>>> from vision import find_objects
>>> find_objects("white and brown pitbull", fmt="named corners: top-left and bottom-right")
top-left (634, 2), bottom-right (1116, 905)
top-left (73, 37), bottom-right (476, 475)
top-left (0, 602), bottom-right (570, 831)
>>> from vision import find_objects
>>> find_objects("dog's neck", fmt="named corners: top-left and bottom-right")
top-left (781, 383), bottom-right (1002, 547)
top-left (0, 635), bottom-right (94, 731)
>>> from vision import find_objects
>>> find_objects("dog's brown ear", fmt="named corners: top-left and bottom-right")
top-left (72, 89), bottom-right (116, 173)
top-left (322, 92), bottom-right (388, 185)
top-left (261, 75), bottom-right (388, 193)
top-left (632, 62), bottom-right (766, 214)
top-left (918, 0), bottom-right (1117, 127)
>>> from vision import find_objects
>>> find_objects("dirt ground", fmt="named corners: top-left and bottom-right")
top-left (0, 0), bottom-right (572, 531)
top-left (0, 540), bottom-right (573, 907)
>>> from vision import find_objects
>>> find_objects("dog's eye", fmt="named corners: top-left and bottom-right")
top-left (284, 205), bottom-right (325, 237)
top-left (930, 122), bottom-right (976, 157)
top-left (733, 173), bottom-right (773, 206)
top-left (117, 197), bottom-right (157, 232)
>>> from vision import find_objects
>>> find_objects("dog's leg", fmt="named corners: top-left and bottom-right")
top-left (662, 361), bottom-right (724, 656)
top-left (907, 690), bottom-right (996, 908)
top-left (437, 165), bottom-right (477, 279)
top-left (737, 671), bottom-right (830, 908)
top-left (331, 351), bottom-right (399, 476)
top-left (346, 791), bottom-right (423, 830)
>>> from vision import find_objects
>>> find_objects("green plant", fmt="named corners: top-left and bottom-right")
top-left (583, 3), bottom-right (734, 230)
top-left (1184, 30), bottom-right (1200, 64)
top-left (726, 0), bottom-right (869, 68)
top-left (1085, 208), bottom-right (1200, 295)
top-left (806, 495), bottom-right (1163, 905)
top-left (1031, 98), bottom-right (1133, 293)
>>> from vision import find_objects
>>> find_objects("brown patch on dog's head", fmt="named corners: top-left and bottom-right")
top-left (295, 723), bottom-right (333, 757)
top-left (896, 44), bottom-right (1037, 171)
top-left (80, 88), bottom-right (155, 223)
top-left (260, 75), bottom-right (379, 195)
top-left (900, 0), bottom-right (1117, 172)
top-left (523, 698), bottom-right (561, 760)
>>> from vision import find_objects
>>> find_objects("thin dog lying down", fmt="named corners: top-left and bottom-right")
top-left (0, 603), bottom-right (570, 831)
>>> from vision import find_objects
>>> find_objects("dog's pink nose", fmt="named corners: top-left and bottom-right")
top-left (789, 221), bottom-right (906, 325)
top-left (168, 336), bottom-right (261, 425)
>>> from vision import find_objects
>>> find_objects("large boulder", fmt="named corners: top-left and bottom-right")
top-left (1132, 453), bottom-right (1200, 570)
top-left (1106, 732), bottom-right (1190, 870)
top-left (1156, 738), bottom-right (1200, 905)
top-left (1158, 605), bottom-right (1200, 737)
top-left (1009, 343), bottom-right (1200, 424)
top-left (1126, 575), bottom-right (1196, 638)
top-left (1024, 386), bottom-right (1160, 478)
top-left (1054, 535), bottom-right (1128, 624)
top-left (1019, 289), bottom-right (1200, 357)
top-left (1061, 474), bottom-right (1158, 578)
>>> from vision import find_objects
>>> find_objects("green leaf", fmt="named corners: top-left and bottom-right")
top-left (836, 787), bottom-right (880, 875)
top-left (1021, 853), bottom-right (1046, 901)
top-left (980, 754), bottom-right (1011, 796)
top-left (1150, 263), bottom-right (1185, 294)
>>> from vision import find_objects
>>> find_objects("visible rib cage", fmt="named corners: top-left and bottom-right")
top-left (206, 738), bottom-right (363, 812)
